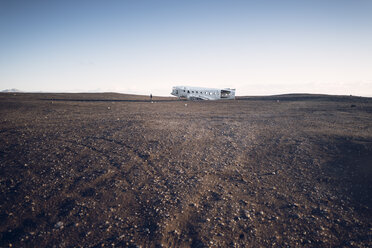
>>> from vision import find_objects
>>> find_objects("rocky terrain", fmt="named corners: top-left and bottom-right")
top-left (0, 93), bottom-right (371, 247)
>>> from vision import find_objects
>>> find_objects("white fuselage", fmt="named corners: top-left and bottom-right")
top-left (171, 86), bottom-right (235, 100)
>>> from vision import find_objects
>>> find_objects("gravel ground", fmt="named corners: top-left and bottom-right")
top-left (0, 93), bottom-right (371, 247)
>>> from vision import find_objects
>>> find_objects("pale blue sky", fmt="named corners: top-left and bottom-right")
top-left (1, 0), bottom-right (371, 96)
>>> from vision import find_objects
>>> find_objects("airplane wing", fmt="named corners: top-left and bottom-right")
top-left (187, 95), bottom-right (210, 100)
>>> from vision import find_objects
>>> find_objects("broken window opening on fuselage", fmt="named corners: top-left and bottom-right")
top-left (221, 90), bottom-right (231, 98)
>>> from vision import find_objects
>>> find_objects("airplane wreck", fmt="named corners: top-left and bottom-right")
top-left (171, 86), bottom-right (236, 100)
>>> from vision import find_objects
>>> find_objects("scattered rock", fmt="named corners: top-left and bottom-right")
top-left (54, 221), bottom-right (64, 229)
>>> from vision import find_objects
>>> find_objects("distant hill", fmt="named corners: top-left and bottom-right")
top-left (1, 88), bottom-right (21, 93)
top-left (237, 93), bottom-right (371, 102)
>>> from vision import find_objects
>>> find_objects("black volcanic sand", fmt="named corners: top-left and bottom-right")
top-left (0, 93), bottom-right (371, 247)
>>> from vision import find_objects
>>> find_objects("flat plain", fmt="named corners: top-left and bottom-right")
top-left (0, 93), bottom-right (371, 247)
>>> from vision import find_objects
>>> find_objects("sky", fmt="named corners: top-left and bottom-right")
top-left (1, 0), bottom-right (372, 96)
